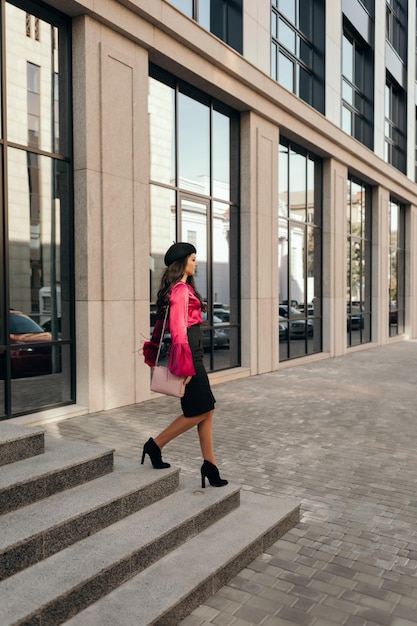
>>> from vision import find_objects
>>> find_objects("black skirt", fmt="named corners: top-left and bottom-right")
top-left (181, 325), bottom-right (216, 417)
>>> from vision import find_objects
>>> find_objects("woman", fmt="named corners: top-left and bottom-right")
top-left (142, 242), bottom-right (228, 489)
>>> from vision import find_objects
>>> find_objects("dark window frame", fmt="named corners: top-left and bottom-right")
top-left (385, 76), bottom-right (407, 174)
top-left (388, 198), bottom-right (405, 337)
top-left (341, 24), bottom-right (374, 150)
top-left (149, 64), bottom-right (241, 373)
top-left (278, 137), bottom-right (323, 362)
top-left (346, 175), bottom-right (372, 347)
top-left (0, 0), bottom-right (74, 419)
top-left (271, 0), bottom-right (325, 114)
top-left (167, 0), bottom-right (243, 54)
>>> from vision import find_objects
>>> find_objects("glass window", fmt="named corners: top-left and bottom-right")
top-left (149, 78), bottom-right (175, 186)
top-left (167, 0), bottom-right (243, 54)
top-left (346, 177), bottom-right (371, 347)
top-left (385, 78), bottom-right (406, 174)
top-left (6, 6), bottom-right (64, 155)
top-left (271, 0), bottom-right (325, 114)
top-left (279, 139), bottom-right (322, 362)
top-left (212, 110), bottom-right (230, 201)
top-left (341, 31), bottom-right (374, 150)
top-left (178, 93), bottom-right (210, 195)
top-left (386, 0), bottom-right (407, 62)
top-left (1, 2), bottom-right (73, 419)
top-left (149, 66), bottom-right (240, 373)
top-left (388, 199), bottom-right (405, 337)
top-left (278, 52), bottom-right (294, 92)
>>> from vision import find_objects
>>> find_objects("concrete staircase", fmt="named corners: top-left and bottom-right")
top-left (0, 422), bottom-right (300, 626)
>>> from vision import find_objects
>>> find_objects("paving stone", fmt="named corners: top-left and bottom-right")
top-left (37, 340), bottom-right (417, 626)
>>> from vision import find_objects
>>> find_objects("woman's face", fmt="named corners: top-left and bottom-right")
top-left (184, 253), bottom-right (197, 278)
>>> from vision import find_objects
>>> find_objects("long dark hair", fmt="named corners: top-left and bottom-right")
top-left (156, 255), bottom-right (206, 318)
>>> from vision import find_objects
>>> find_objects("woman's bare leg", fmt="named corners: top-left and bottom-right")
top-left (154, 410), bottom-right (212, 450)
top-left (197, 411), bottom-right (216, 464)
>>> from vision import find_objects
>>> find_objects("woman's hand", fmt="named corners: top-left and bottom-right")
top-left (185, 376), bottom-right (192, 385)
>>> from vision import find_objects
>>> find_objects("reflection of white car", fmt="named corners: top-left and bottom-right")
top-left (279, 305), bottom-right (314, 338)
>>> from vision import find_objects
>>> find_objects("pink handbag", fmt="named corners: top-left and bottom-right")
top-left (150, 365), bottom-right (186, 397)
top-left (150, 306), bottom-right (186, 398)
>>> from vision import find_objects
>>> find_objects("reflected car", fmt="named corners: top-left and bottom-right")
top-left (213, 304), bottom-right (230, 323)
top-left (0, 310), bottom-right (54, 378)
top-left (202, 313), bottom-right (229, 349)
top-left (279, 305), bottom-right (314, 338)
top-left (279, 316), bottom-right (289, 341)
top-left (347, 303), bottom-right (364, 330)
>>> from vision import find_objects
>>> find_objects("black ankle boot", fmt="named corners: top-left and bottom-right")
top-left (141, 438), bottom-right (170, 469)
top-left (201, 460), bottom-right (228, 488)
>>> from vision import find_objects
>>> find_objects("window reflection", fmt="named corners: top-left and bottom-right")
top-left (149, 67), bottom-right (239, 372)
top-left (346, 177), bottom-right (371, 346)
top-left (149, 78), bottom-right (175, 185)
top-left (389, 199), bottom-right (405, 337)
top-left (6, 4), bottom-right (61, 154)
top-left (213, 110), bottom-right (230, 200)
top-left (178, 93), bottom-right (210, 194)
top-left (150, 186), bottom-right (176, 304)
top-left (279, 139), bottom-right (322, 362)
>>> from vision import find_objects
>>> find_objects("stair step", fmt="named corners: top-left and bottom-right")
top-left (66, 491), bottom-right (300, 626)
top-left (0, 457), bottom-right (179, 581)
top-left (0, 435), bottom-right (114, 515)
top-left (0, 423), bottom-right (44, 467)
top-left (0, 478), bottom-right (242, 626)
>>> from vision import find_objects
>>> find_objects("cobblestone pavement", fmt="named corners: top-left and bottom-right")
top-left (43, 340), bottom-right (417, 626)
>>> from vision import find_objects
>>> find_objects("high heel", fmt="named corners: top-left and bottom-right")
top-left (141, 438), bottom-right (170, 469)
top-left (201, 460), bottom-right (228, 488)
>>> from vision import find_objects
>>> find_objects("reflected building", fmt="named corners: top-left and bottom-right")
top-left (0, 0), bottom-right (416, 420)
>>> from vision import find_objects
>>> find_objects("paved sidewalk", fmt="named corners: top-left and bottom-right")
top-left (43, 340), bottom-right (417, 626)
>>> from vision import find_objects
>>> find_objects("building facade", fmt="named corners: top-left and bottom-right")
top-left (1, 0), bottom-right (416, 421)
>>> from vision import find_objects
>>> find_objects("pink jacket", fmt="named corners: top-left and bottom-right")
top-left (143, 282), bottom-right (203, 377)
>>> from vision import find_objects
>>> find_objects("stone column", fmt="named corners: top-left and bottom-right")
top-left (322, 158), bottom-right (347, 357)
top-left (240, 112), bottom-right (279, 375)
top-left (73, 15), bottom-right (150, 412)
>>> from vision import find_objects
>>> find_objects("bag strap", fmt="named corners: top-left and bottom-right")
top-left (155, 306), bottom-right (169, 365)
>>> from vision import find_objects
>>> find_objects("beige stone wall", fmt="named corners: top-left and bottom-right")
top-left (240, 113), bottom-right (279, 375)
top-left (73, 16), bottom-right (150, 412)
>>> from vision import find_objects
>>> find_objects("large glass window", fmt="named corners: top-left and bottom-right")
top-left (149, 66), bottom-right (240, 373)
top-left (388, 199), bottom-right (405, 337)
top-left (0, 1), bottom-right (73, 419)
top-left (271, 0), bottom-right (325, 114)
top-left (342, 29), bottom-right (374, 150)
top-left (167, 0), bottom-right (243, 53)
top-left (346, 177), bottom-right (371, 347)
top-left (386, 0), bottom-right (407, 62)
top-left (278, 139), bottom-right (322, 362)
top-left (385, 78), bottom-right (406, 174)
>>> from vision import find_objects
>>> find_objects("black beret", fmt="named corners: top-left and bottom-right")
top-left (164, 242), bottom-right (196, 266)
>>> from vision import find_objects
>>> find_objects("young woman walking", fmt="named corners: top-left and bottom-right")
top-left (142, 242), bottom-right (227, 488)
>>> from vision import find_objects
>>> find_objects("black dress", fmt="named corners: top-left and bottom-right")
top-left (181, 325), bottom-right (216, 417)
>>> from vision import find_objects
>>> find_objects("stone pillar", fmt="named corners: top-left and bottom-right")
top-left (322, 158), bottom-right (347, 357)
top-left (240, 112), bottom-right (279, 374)
top-left (73, 15), bottom-right (150, 412)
